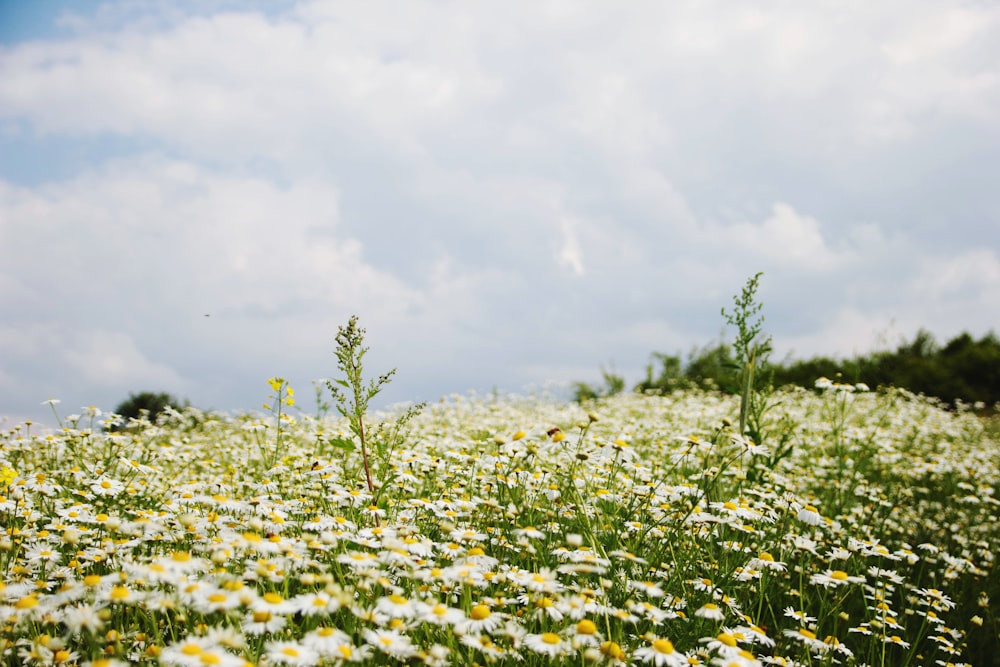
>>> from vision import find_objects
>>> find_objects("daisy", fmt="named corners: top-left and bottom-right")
top-left (809, 570), bottom-right (865, 588)
top-left (250, 590), bottom-right (296, 616)
top-left (629, 579), bottom-right (666, 598)
top-left (883, 634), bottom-right (910, 649)
top-left (89, 476), bottom-right (125, 497)
top-left (375, 593), bottom-right (419, 619)
top-left (416, 600), bottom-right (465, 627)
top-left (783, 608), bottom-right (817, 624)
top-left (634, 637), bottom-right (687, 667)
top-left (62, 604), bottom-right (104, 635)
top-left (780, 628), bottom-right (828, 654)
top-left (695, 603), bottom-right (726, 621)
top-left (796, 505), bottom-right (822, 526)
top-left (711, 649), bottom-right (763, 667)
top-left (190, 586), bottom-right (242, 614)
top-left (265, 640), bottom-right (319, 666)
top-left (747, 552), bottom-right (786, 572)
top-left (569, 618), bottom-right (603, 648)
top-left (302, 626), bottom-right (352, 657)
top-left (700, 631), bottom-right (743, 656)
top-left (362, 628), bottom-right (417, 659)
top-left (291, 591), bottom-right (341, 616)
top-left (456, 603), bottom-right (506, 634)
top-left (242, 608), bottom-right (287, 635)
top-left (524, 632), bottom-right (571, 658)
top-left (459, 633), bottom-right (508, 660)
top-left (160, 639), bottom-right (245, 667)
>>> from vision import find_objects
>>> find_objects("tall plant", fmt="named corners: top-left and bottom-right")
top-left (325, 316), bottom-right (424, 518)
top-left (721, 272), bottom-right (772, 437)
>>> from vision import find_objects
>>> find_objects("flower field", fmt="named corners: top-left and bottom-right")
top-left (1, 382), bottom-right (998, 666)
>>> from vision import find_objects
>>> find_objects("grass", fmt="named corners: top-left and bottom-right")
top-left (1, 380), bottom-right (998, 667)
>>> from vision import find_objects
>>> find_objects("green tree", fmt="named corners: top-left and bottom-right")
top-left (112, 391), bottom-right (186, 426)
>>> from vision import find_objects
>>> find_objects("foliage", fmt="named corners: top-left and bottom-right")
top-left (325, 315), bottom-right (425, 517)
top-left (259, 377), bottom-right (295, 471)
top-left (593, 329), bottom-right (1000, 414)
top-left (773, 329), bottom-right (1000, 411)
top-left (721, 272), bottom-right (773, 438)
top-left (572, 364), bottom-right (627, 402)
top-left (110, 391), bottom-right (186, 429)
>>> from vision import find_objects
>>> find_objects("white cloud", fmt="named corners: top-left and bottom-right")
top-left (62, 329), bottom-right (184, 388)
top-left (557, 215), bottom-right (585, 277)
top-left (0, 1), bottom-right (998, 423)
top-left (912, 249), bottom-right (1000, 299)
top-left (715, 203), bottom-right (852, 271)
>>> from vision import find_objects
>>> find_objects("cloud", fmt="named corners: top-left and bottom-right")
top-left (557, 215), bottom-right (585, 277)
top-left (0, 1), bottom-right (998, 424)
top-left (714, 203), bottom-right (853, 271)
top-left (914, 249), bottom-right (1000, 298)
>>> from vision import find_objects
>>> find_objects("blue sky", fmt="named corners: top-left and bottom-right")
top-left (2, 1), bottom-right (998, 427)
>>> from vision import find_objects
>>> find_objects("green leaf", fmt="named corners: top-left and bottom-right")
top-left (327, 437), bottom-right (356, 452)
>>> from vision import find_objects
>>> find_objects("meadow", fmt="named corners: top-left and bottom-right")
top-left (1, 378), bottom-right (998, 667)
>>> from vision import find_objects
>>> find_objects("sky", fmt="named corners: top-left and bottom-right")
top-left (1, 1), bottom-right (998, 428)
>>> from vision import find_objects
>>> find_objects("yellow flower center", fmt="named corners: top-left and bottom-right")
top-left (15, 595), bottom-right (39, 610)
top-left (652, 639), bottom-right (675, 654)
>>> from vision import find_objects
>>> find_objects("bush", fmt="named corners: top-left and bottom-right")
top-left (112, 391), bottom-right (186, 427)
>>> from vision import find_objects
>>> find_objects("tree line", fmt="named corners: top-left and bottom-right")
top-left (574, 329), bottom-right (1000, 412)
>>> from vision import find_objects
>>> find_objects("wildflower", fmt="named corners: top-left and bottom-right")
top-left (513, 568), bottom-right (563, 593)
top-left (251, 590), bottom-right (296, 615)
top-left (810, 570), bottom-right (865, 588)
top-left (291, 591), bottom-right (341, 616)
top-left (629, 579), bottom-right (666, 598)
top-left (160, 639), bottom-right (245, 667)
top-left (524, 631), bottom-right (570, 657)
top-left (569, 618), bottom-right (602, 648)
top-left (302, 627), bottom-right (353, 657)
top-left (460, 634), bottom-right (508, 659)
top-left (695, 603), bottom-right (726, 621)
top-left (796, 505), bottom-right (822, 526)
top-left (783, 607), bottom-right (816, 624)
top-left (190, 587), bottom-right (242, 614)
top-left (747, 552), bottom-right (786, 572)
top-left (363, 628), bottom-right (417, 659)
top-left (376, 593), bottom-right (419, 619)
top-left (0, 466), bottom-right (18, 488)
top-left (90, 476), bottom-right (125, 497)
top-left (417, 600), bottom-right (465, 626)
top-left (242, 608), bottom-right (287, 635)
top-left (515, 526), bottom-right (546, 540)
top-left (701, 631), bottom-right (743, 655)
top-left (634, 637), bottom-right (687, 666)
top-left (266, 640), bottom-right (320, 666)
top-left (781, 628), bottom-right (828, 654)
top-left (457, 603), bottom-right (505, 634)
top-left (63, 604), bottom-right (104, 635)
top-left (600, 640), bottom-right (628, 663)
top-left (711, 649), bottom-right (763, 666)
